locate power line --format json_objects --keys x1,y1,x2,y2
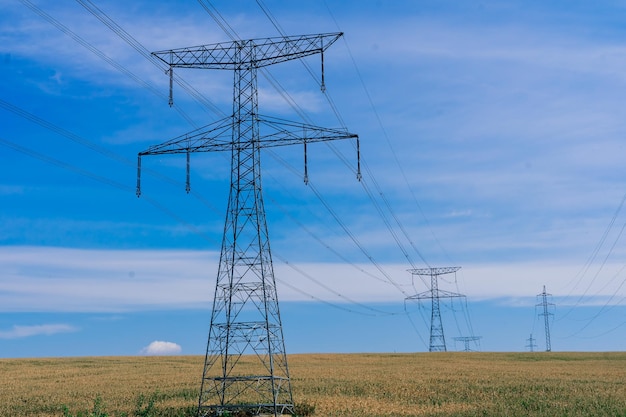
[
  {"x1": 258, "y1": 0, "x2": 479, "y2": 346},
  {"x1": 559, "y1": 220, "x2": 626, "y2": 322},
  {"x1": 564, "y1": 268, "x2": 626, "y2": 338},
  {"x1": 196, "y1": 1, "x2": 418, "y2": 297},
  {"x1": 19, "y1": 0, "x2": 198, "y2": 128},
  {"x1": 0, "y1": 136, "x2": 213, "y2": 243},
  {"x1": 255, "y1": 0, "x2": 433, "y2": 270},
  {"x1": 20, "y1": 1, "x2": 403, "y2": 320},
  {"x1": 403, "y1": 299, "x2": 430, "y2": 350},
  {"x1": 322, "y1": 0, "x2": 451, "y2": 265},
  {"x1": 560, "y1": 191, "x2": 626, "y2": 297},
  {"x1": 76, "y1": 0, "x2": 225, "y2": 118},
  {"x1": 248, "y1": 0, "x2": 434, "y2": 287},
  {"x1": 1, "y1": 93, "x2": 404, "y2": 318},
  {"x1": 0, "y1": 129, "x2": 395, "y2": 319}
]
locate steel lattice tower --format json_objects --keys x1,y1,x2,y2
[
  {"x1": 453, "y1": 336, "x2": 481, "y2": 352},
  {"x1": 136, "y1": 33, "x2": 359, "y2": 417},
  {"x1": 526, "y1": 333, "x2": 537, "y2": 352},
  {"x1": 406, "y1": 267, "x2": 464, "y2": 352},
  {"x1": 537, "y1": 285, "x2": 554, "y2": 352}
]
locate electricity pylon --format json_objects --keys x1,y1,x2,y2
[
  {"x1": 136, "y1": 33, "x2": 359, "y2": 417},
  {"x1": 453, "y1": 336, "x2": 481, "y2": 352},
  {"x1": 406, "y1": 267, "x2": 463, "y2": 352},
  {"x1": 537, "y1": 285, "x2": 554, "y2": 352},
  {"x1": 526, "y1": 333, "x2": 537, "y2": 352}
]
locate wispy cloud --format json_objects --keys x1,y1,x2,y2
[
  {"x1": 0, "y1": 185, "x2": 25, "y2": 195},
  {"x1": 0, "y1": 323, "x2": 78, "y2": 339},
  {"x1": 0, "y1": 246, "x2": 624, "y2": 313}
]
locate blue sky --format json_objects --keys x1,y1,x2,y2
[{"x1": 1, "y1": 0, "x2": 626, "y2": 357}]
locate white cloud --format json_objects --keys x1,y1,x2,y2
[
  {"x1": 0, "y1": 246, "x2": 623, "y2": 313},
  {"x1": 140, "y1": 340, "x2": 182, "y2": 356},
  {"x1": 0, "y1": 246, "x2": 216, "y2": 312},
  {"x1": 0, "y1": 323, "x2": 78, "y2": 339}
]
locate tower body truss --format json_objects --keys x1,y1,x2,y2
[
  {"x1": 406, "y1": 266, "x2": 463, "y2": 352},
  {"x1": 137, "y1": 32, "x2": 358, "y2": 417},
  {"x1": 537, "y1": 285, "x2": 554, "y2": 352}
]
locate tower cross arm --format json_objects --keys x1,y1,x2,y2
[
  {"x1": 257, "y1": 115, "x2": 358, "y2": 148},
  {"x1": 138, "y1": 117, "x2": 233, "y2": 156},
  {"x1": 137, "y1": 115, "x2": 358, "y2": 157},
  {"x1": 409, "y1": 267, "x2": 461, "y2": 276},
  {"x1": 152, "y1": 32, "x2": 343, "y2": 69},
  {"x1": 406, "y1": 289, "x2": 465, "y2": 300}
]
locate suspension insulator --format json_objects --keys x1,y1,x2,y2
[
  {"x1": 356, "y1": 137, "x2": 362, "y2": 181},
  {"x1": 320, "y1": 46, "x2": 326, "y2": 93},
  {"x1": 168, "y1": 67, "x2": 174, "y2": 107},
  {"x1": 186, "y1": 150, "x2": 191, "y2": 193},
  {"x1": 303, "y1": 140, "x2": 309, "y2": 185},
  {"x1": 136, "y1": 155, "x2": 142, "y2": 197}
]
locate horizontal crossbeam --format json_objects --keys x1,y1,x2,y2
[
  {"x1": 138, "y1": 115, "x2": 357, "y2": 156},
  {"x1": 406, "y1": 289, "x2": 465, "y2": 300},
  {"x1": 152, "y1": 33, "x2": 342, "y2": 69},
  {"x1": 409, "y1": 267, "x2": 461, "y2": 276}
]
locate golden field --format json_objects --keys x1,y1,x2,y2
[{"x1": 0, "y1": 352, "x2": 625, "y2": 416}]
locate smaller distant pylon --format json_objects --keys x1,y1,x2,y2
[
  {"x1": 526, "y1": 333, "x2": 537, "y2": 352},
  {"x1": 453, "y1": 336, "x2": 482, "y2": 352},
  {"x1": 405, "y1": 267, "x2": 464, "y2": 352},
  {"x1": 536, "y1": 285, "x2": 555, "y2": 352}
]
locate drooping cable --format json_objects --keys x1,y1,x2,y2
[
  {"x1": 197, "y1": 1, "x2": 419, "y2": 297},
  {"x1": 19, "y1": 0, "x2": 198, "y2": 128},
  {"x1": 76, "y1": 0, "x2": 225, "y2": 118}
]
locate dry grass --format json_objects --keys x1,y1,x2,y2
[{"x1": 0, "y1": 352, "x2": 625, "y2": 416}]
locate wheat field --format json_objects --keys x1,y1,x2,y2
[{"x1": 0, "y1": 352, "x2": 624, "y2": 416}]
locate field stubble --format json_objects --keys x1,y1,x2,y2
[{"x1": 0, "y1": 352, "x2": 624, "y2": 416}]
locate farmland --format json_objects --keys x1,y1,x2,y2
[{"x1": 0, "y1": 352, "x2": 624, "y2": 416}]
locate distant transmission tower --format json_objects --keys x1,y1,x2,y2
[
  {"x1": 137, "y1": 33, "x2": 359, "y2": 417},
  {"x1": 406, "y1": 267, "x2": 464, "y2": 352},
  {"x1": 536, "y1": 285, "x2": 554, "y2": 352},
  {"x1": 453, "y1": 336, "x2": 481, "y2": 352},
  {"x1": 526, "y1": 333, "x2": 537, "y2": 352}
]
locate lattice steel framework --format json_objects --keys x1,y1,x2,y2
[
  {"x1": 537, "y1": 285, "x2": 554, "y2": 352},
  {"x1": 453, "y1": 336, "x2": 481, "y2": 352},
  {"x1": 136, "y1": 33, "x2": 359, "y2": 417},
  {"x1": 406, "y1": 267, "x2": 463, "y2": 352},
  {"x1": 526, "y1": 333, "x2": 537, "y2": 352}
]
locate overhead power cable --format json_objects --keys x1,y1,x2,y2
[
  {"x1": 196, "y1": 1, "x2": 418, "y2": 296},
  {"x1": 11, "y1": 2, "x2": 422, "y2": 320},
  {"x1": 0, "y1": 129, "x2": 395, "y2": 317},
  {"x1": 19, "y1": 0, "x2": 197, "y2": 127},
  {"x1": 66, "y1": 0, "x2": 393, "y2": 315},
  {"x1": 63, "y1": 0, "x2": 421, "y2": 315},
  {"x1": 75, "y1": 0, "x2": 225, "y2": 118},
  {"x1": 0, "y1": 97, "x2": 217, "y2": 211},
  {"x1": 403, "y1": 299, "x2": 429, "y2": 350},
  {"x1": 322, "y1": 0, "x2": 449, "y2": 266},
  {"x1": 252, "y1": 0, "x2": 432, "y2": 270},
  {"x1": 0, "y1": 136, "x2": 212, "y2": 242},
  {"x1": 559, "y1": 192, "x2": 626, "y2": 321},
  {"x1": 265, "y1": 192, "x2": 397, "y2": 287}
]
